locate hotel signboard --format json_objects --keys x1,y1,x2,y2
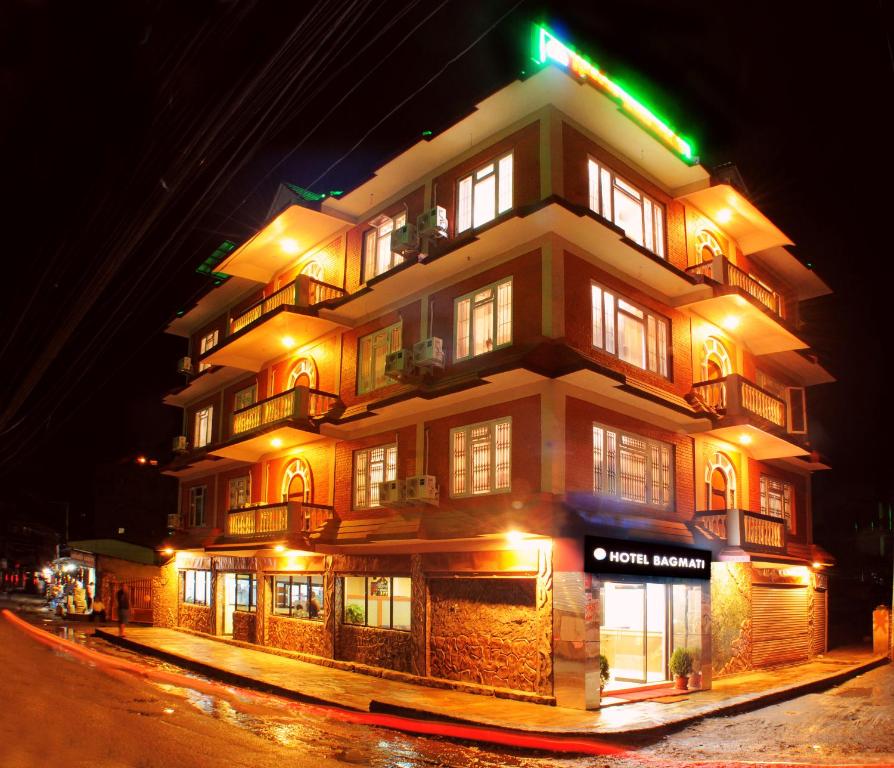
[{"x1": 584, "y1": 536, "x2": 711, "y2": 580}]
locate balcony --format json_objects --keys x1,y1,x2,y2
[
  {"x1": 201, "y1": 275, "x2": 348, "y2": 371},
  {"x1": 681, "y1": 257, "x2": 805, "y2": 355},
  {"x1": 689, "y1": 374, "x2": 807, "y2": 459},
  {"x1": 209, "y1": 385, "x2": 342, "y2": 462},
  {"x1": 694, "y1": 508, "x2": 786, "y2": 555},
  {"x1": 226, "y1": 501, "x2": 334, "y2": 538}
]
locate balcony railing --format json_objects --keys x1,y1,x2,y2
[
  {"x1": 230, "y1": 275, "x2": 345, "y2": 335},
  {"x1": 694, "y1": 508, "x2": 786, "y2": 553},
  {"x1": 226, "y1": 501, "x2": 334, "y2": 536},
  {"x1": 690, "y1": 374, "x2": 786, "y2": 429},
  {"x1": 687, "y1": 257, "x2": 785, "y2": 319},
  {"x1": 232, "y1": 386, "x2": 340, "y2": 436}
]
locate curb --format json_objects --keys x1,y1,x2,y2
[{"x1": 93, "y1": 629, "x2": 889, "y2": 740}]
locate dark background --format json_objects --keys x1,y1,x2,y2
[{"x1": 2, "y1": 0, "x2": 892, "y2": 618}]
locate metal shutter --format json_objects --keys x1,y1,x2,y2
[
  {"x1": 752, "y1": 585, "x2": 809, "y2": 668},
  {"x1": 811, "y1": 590, "x2": 828, "y2": 656}
]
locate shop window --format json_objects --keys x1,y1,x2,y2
[
  {"x1": 363, "y1": 213, "x2": 407, "y2": 283},
  {"x1": 188, "y1": 486, "x2": 207, "y2": 527},
  {"x1": 450, "y1": 416, "x2": 511, "y2": 497},
  {"x1": 183, "y1": 569, "x2": 211, "y2": 605},
  {"x1": 353, "y1": 444, "x2": 397, "y2": 509},
  {"x1": 358, "y1": 322, "x2": 402, "y2": 394},
  {"x1": 272, "y1": 574, "x2": 323, "y2": 620},
  {"x1": 454, "y1": 278, "x2": 512, "y2": 361},
  {"x1": 342, "y1": 575, "x2": 411, "y2": 631},
  {"x1": 227, "y1": 476, "x2": 250, "y2": 510},
  {"x1": 194, "y1": 406, "x2": 213, "y2": 448},
  {"x1": 588, "y1": 158, "x2": 665, "y2": 257},
  {"x1": 234, "y1": 573, "x2": 256, "y2": 612},
  {"x1": 593, "y1": 424, "x2": 673, "y2": 508},
  {"x1": 592, "y1": 283, "x2": 669, "y2": 377},
  {"x1": 198, "y1": 330, "x2": 219, "y2": 372},
  {"x1": 457, "y1": 153, "x2": 513, "y2": 233},
  {"x1": 760, "y1": 476, "x2": 795, "y2": 533}
]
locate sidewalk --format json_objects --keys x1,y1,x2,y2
[{"x1": 95, "y1": 627, "x2": 888, "y2": 738}]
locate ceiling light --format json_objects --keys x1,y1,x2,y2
[
  {"x1": 506, "y1": 530, "x2": 525, "y2": 546},
  {"x1": 739, "y1": 434, "x2": 752, "y2": 445},
  {"x1": 716, "y1": 208, "x2": 733, "y2": 224},
  {"x1": 280, "y1": 237, "x2": 300, "y2": 255},
  {"x1": 722, "y1": 315, "x2": 741, "y2": 331},
  {"x1": 281, "y1": 336, "x2": 296, "y2": 349},
  {"x1": 271, "y1": 437, "x2": 283, "y2": 448},
  {"x1": 274, "y1": 545, "x2": 285, "y2": 553},
  {"x1": 163, "y1": 548, "x2": 174, "y2": 556}
]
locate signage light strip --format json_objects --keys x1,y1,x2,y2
[{"x1": 533, "y1": 25, "x2": 697, "y2": 165}]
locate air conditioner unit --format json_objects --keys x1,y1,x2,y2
[
  {"x1": 177, "y1": 356, "x2": 194, "y2": 375},
  {"x1": 377, "y1": 480, "x2": 407, "y2": 507},
  {"x1": 172, "y1": 435, "x2": 189, "y2": 453},
  {"x1": 412, "y1": 337, "x2": 444, "y2": 369},
  {"x1": 385, "y1": 348, "x2": 414, "y2": 379},
  {"x1": 417, "y1": 206, "x2": 448, "y2": 239},
  {"x1": 405, "y1": 475, "x2": 439, "y2": 505},
  {"x1": 391, "y1": 222, "x2": 419, "y2": 256}
]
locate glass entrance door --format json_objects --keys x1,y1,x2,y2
[{"x1": 601, "y1": 581, "x2": 668, "y2": 684}]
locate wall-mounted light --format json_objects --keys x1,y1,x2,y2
[
  {"x1": 716, "y1": 208, "x2": 733, "y2": 225},
  {"x1": 271, "y1": 437, "x2": 283, "y2": 448},
  {"x1": 280, "y1": 237, "x2": 300, "y2": 255},
  {"x1": 722, "y1": 315, "x2": 741, "y2": 331},
  {"x1": 738, "y1": 434, "x2": 752, "y2": 446}
]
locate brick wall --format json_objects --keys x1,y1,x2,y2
[
  {"x1": 275, "y1": 233, "x2": 346, "y2": 291},
  {"x1": 181, "y1": 475, "x2": 218, "y2": 530},
  {"x1": 746, "y1": 459, "x2": 808, "y2": 543},
  {"x1": 565, "y1": 396, "x2": 695, "y2": 518},
  {"x1": 264, "y1": 442, "x2": 333, "y2": 507}
]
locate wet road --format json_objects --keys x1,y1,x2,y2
[{"x1": 3, "y1": 600, "x2": 894, "y2": 767}]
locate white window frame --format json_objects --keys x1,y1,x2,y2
[
  {"x1": 454, "y1": 277, "x2": 512, "y2": 361},
  {"x1": 198, "y1": 330, "x2": 219, "y2": 372},
  {"x1": 450, "y1": 416, "x2": 512, "y2": 497},
  {"x1": 353, "y1": 444, "x2": 398, "y2": 510},
  {"x1": 591, "y1": 282, "x2": 669, "y2": 377},
  {"x1": 593, "y1": 423, "x2": 673, "y2": 508},
  {"x1": 227, "y1": 475, "x2": 250, "y2": 510},
  {"x1": 357, "y1": 321, "x2": 402, "y2": 394},
  {"x1": 587, "y1": 157, "x2": 665, "y2": 257},
  {"x1": 363, "y1": 212, "x2": 407, "y2": 284},
  {"x1": 760, "y1": 476, "x2": 795, "y2": 533},
  {"x1": 183, "y1": 569, "x2": 211, "y2": 605},
  {"x1": 194, "y1": 406, "x2": 213, "y2": 448},
  {"x1": 234, "y1": 384, "x2": 257, "y2": 412},
  {"x1": 188, "y1": 486, "x2": 207, "y2": 527},
  {"x1": 456, "y1": 152, "x2": 513, "y2": 233}
]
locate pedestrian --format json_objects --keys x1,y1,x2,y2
[
  {"x1": 91, "y1": 595, "x2": 106, "y2": 623},
  {"x1": 116, "y1": 585, "x2": 131, "y2": 637},
  {"x1": 86, "y1": 582, "x2": 95, "y2": 612},
  {"x1": 307, "y1": 593, "x2": 320, "y2": 619}
]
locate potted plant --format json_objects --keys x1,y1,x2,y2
[
  {"x1": 344, "y1": 604, "x2": 364, "y2": 625},
  {"x1": 599, "y1": 654, "x2": 610, "y2": 692},
  {"x1": 669, "y1": 647, "x2": 693, "y2": 690}
]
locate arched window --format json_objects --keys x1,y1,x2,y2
[
  {"x1": 704, "y1": 452, "x2": 736, "y2": 510},
  {"x1": 695, "y1": 230, "x2": 724, "y2": 264},
  {"x1": 300, "y1": 261, "x2": 324, "y2": 281},
  {"x1": 287, "y1": 357, "x2": 317, "y2": 390},
  {"x1": 701, "y1": 336, "x2": 732, "y2": 381},
  {"x1": 282, "y1": 458, "x2": 313, "y2": 503}
]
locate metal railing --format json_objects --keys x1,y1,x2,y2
[
  {"x1": 231, "y1": 386, "x2": 339, "y2": 436},
  {"x1": 687, "y1": 256, "x2": 785, "y2": 319},
  {"x1": 230, "y1": 275, "x2": 344, "y2": 335},
  {"x1": 694, "y1": 508, "x2": 786, "y2": 552},
  {"x1": 226, "y1": 501, "x2": 334, "y2": 536},
  {"x1": 691, "y1": 374, "x2": 786, "y2": 429}
]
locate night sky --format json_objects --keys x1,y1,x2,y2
[{"x1": 2, "y1": 0, "x2": 892, "y2": 550}]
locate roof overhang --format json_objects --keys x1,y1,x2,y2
[
  {"x1": 165, "y1": 277, "x2": 258, "y2": 337},
  {"x1": 676, "y1": 184, "x2": 793, "y2": 255},
  {"x1": 163, "y1": 366, "x2": 254, "y2": 407},
  {"x1": 761, "y1": 349, "x2": 835, "y2": 386},
  {"x1": 209, "y1": 427, "x2": 328, "y2": 463},
  {"x1": 217, "y1": 205, "x2": 352, "y2": 283},
  {"x1": 749, "y1": 245, "x2": 831, "y2": 300},
  {"x1": 324, "y1": 67, "x2": 708, "y2": 221},
  {"x1": 694, "y1": 423, "x2": 807, "y2": 460}
]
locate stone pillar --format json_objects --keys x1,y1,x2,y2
[
  {"x1": 410, "y1": 553, "x2": 427, "y2": 677},
  {"x1": 710, "y1": 560, "x2": 753, "y2": 675},
  {"x1": 326, "y1": 556, "x2": 340, "y2": 660},
  {"x1": 700, "y1": 579, "x2": 713, "y2": 689},
  {"x1": 535, "y1": 541, "x2": 554, "y2": 696},
  {"x1": 151, "y1": 561, "x2": 179, "y2": 628},
  {"x1": 552, "y1": 537, "x2": 600, "y2": 709},
  {"x1": 255, "y1": 566, "x2": 268, "y2": 646}
]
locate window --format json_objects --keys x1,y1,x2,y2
[
  {"x1": 591, "y1": 283, "x2": 669, "y2": 377},
  {"x1": 451, "y1": 417, "x2": 511, "y2": 497},
  {"x1": 234, "y1": 573, "x2": 256, "y2": 612},
  {"x1": 588, "y1": 158, "x2": 665, "y2": 257},
  {"x1": 760, "y1": 476, "x2": 795, "y2": 533},
  {"x1": 194, "y1": 406, "x2": 213, "y2": 448},
  {"x1": 358, "y1": 322, "x2": 402, "y2": 394},
  {"x1": 272, "y1": 574, "x2": 323, "y2": 620},
  {"x1": 343, "y1": 575, "x2": 411, "y2": 631},
  {"x1": 454, "y1": 278, "x2": 512, "y2": 361},
  {"x1": 234, "y1": 384, "x2": 256, "y2": 412},
  {"x1": 188, "y1": 486, "x2": 207, "y2": 527},
  {"x1": 756, "y1": 370, "x2": 786, "y2": 399},
  {"x1": 198, "y1": 330, "x2": 219, "y2": 372},
  {"x1": 457, "y1": 153, "x2": 513, "y2": 233},
  {"x1": 227, "y1": 476, "x2": 250, "y2": 510},
  {"x1": 593, "y1": 424, "x2": 673, "y2": 508},
  {"x1": 183, "y1": 569, "x2": 211, "y2": 605},
  {"x1": 363, "y1": 212, "x2": 407, "y2": 283},
  {"x1": 353, "y1": 444, "x2": 397, "y2": 509}
]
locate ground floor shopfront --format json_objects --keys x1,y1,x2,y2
[{"x1": 151, "y1": 536, "x2": 828, "y2": 709}]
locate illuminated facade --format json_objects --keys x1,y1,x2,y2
[{"x1": 157, "y1": 28, "x2": 833, "y2": 708}]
